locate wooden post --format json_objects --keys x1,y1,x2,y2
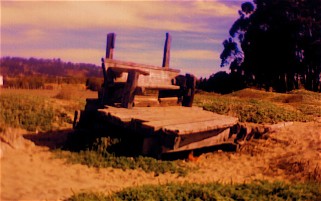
[
  {"x1": 182, "y1": 73, "x2": 196, "y2": 107},
  {"x1": 121, "y1": 70, "x2": 139, "y2": 109},
  {"x1": 162, "y1": 32, "x2": 171, "y2": 69},
  {"x1": 106, "y1": 33, "x2": 116, "y2": 59},
  {"x1": 101, "y1": 58, "x2": 108, "y2": 82}
]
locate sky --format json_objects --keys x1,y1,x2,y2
[{"x1": 1, "y1": 0, "x2": 244, "y2": 78}]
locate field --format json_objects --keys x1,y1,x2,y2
[{"x1": 1, "y1": 86, "x2": 320, "y2": 200}]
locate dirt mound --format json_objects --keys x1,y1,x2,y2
[
  {"x1": 239, "y1": 121, "x2": 321, "y2": 182},
  {"x1": 0, "y1": 127, "x2": 35, "y2": 158}
]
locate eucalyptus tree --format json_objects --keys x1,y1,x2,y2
[{"x1": 221, "y1": 0, "x2": 321, "y2": 92}]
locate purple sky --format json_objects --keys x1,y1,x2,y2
[{"x1": 1, "y1": 1, "x2": 244, "y2": 78}]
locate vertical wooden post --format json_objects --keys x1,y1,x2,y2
[
  {"x1": 162, "y1": 32, "x2": 171, "y2": 69},
  {"x1": 106, "y1": 33, "x2": 116, "y2": 59},
  {"x1": 121, "y1": 70, "x2": 139, "y2": 109},
  {"x1": 182, "y1": 73, "x2": 196, "y2": 107}
]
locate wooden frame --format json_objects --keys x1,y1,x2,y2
[{"x1": 100, "y1": 33, "x2": 196, "y2": 109}]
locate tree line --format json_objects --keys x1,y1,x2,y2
[
  {"x1": 0, "y1": 57, "x2": 102, "y2": 77},
  {"x1": 200, "y1": 0, "x2": 320, "y2": 93},
  {"x1": 0, "y1": 57, "x2": 103, "y2": 90}
]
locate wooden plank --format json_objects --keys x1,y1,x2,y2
[
  {"x1": 165, "y1": 128, "x2": 231, "y2": 152},
  {"x1": 98, "y1": 106, "x2": 237, "y2": 135},
  {"x1": 109, "y1": 66, "x2": 150, "y2": 76},
  {"x1": 158, "y1": 97, "x2": 178, "y2": 106},
  {"x1": 107, "y1": 60, "x2": 180, "y2": 89},
  {"x1": 134, "y1": 96, "x2": 160, "y2": 107},
  {"x1": 162, "y1": 33, "x2": 171, "y2": 69},
  {"x1": 141, "y1": 84, "x2": 179, "y2": 90},
  {"x1": 105, "y1": 59, "x2": 180, "y2": 73},
  {"x1": 163, "y1": 117, "x2": 238, "y2": 135},
  {"x1": 141, "y1": 114, "x2": 229, "y2": 131},
  {"x1": 121, "y1": 70, "x2": 139, "y2": 108},
  {"x1": 98, "y1": 106, "x2": 203, "y2": 123}
]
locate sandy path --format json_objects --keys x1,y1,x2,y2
[{"x1": 1, "y1": 122, "x2": 320, "y2": 200}]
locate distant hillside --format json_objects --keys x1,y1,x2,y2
[{"x1": 0, "y1": 57, "x2": 102, "y2": 78}]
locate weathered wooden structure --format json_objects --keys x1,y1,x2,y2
[
  {"x1": 96, "y1": 106, "x2": 238, "y2": 156},
  {"x1": 99, "y1": 33, "x2": 196, "y2": 109},
  {"x1": 74, "y1": 33, "x2": 238, "y2": 157}
]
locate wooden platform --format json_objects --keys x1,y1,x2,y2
[{"x1": 97, "y1": 106, "x2": 238, "y2": 155}]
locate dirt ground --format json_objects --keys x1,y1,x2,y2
[{"x1": 1, "y1": 121, "x2": 321, "y2": 201}]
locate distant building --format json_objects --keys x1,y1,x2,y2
[{"x1": 0, "y1": 75, "x2": 3, "y2": 86}]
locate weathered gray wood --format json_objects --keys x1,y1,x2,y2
[
  {"x1": 97, "y1": 106, "x2": 238, "y2": 154},
  {"x1": 106, "y1": 33, "x2": 116, "y2": 59},
  {"x1": 99, "y1": 106, "x2": 238, "y2": 134},
  {"x1": 162, "y1": 32, "x2": 171, "y2": 69},
  {"x1": 158, "y1": 97, "x2": 178, "y2": 106},
  {"x1": 105, "y1": 59, "x2": 180, "y2": 90},
  {"x1": 142, "y1": 115, "x2": 230, "y2": 131},
  {"x1": 101, "y1": 33, "x2": 197, "y2": 108},
  {"x1": 121, "y1": 70, "x2": 139, "y2": 108},
  {"x1": 163, "y1": 118, "x2": 238, "y2": 135},
  {"x1": 109, "y1": 66, "x2": 150, "y2": 76},
  {"x1": 165, "y1": 128, "x2": 231, "y2": 152},
  {"x1": 105, "y1": 59, "x2": 180, "y2": 72}
]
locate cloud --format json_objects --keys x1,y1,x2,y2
[
  {"x1": 173, "y1": 49, "x2": 220, "y2": 60},
  {"x1": 1, "y1": 1, "x2": 238, "y2": 33},
  {"x1": 1, "y1": 1, "x2": 238, "y2": 78},
  {"x1": 193, "y1": 0, "x2": 239, "y2": 17}
]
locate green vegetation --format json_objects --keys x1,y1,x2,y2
[
  {"x1": 194, "y1": 89, "x2": 320, "y2": 124},
  {"x1": 68, "y1": 181, "x2": 321, "y2": 201},
  {"x1": 0, "y1": 88, "x2": 92, "y2": 132},
  {"x1": 56, "y1": 135, "x2": 190, "y2": 176},
  {"x1": 0, "y1": 94, "x2": 55, "y2": 131},
  {"x1": 57, "y1": 150, "x2": 188, "y2": 176}
]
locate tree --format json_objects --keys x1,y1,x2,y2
[{"x1": 221, "y1": 0, "x2": 321, "y2": 92}]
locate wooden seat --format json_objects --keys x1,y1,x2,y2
[{"x1": 99, "y1": 33, "x2": 196, "y2": 109}]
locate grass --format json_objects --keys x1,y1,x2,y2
[
  {"x1": 68, "y1": 181, "x2": 321, "y2": 201},
  {"x1": 0, "y1": 93, "x2": 55, "y2": 131},
  {"x1": 55, "y1": 134, "x2": 190, "y2": 176},
  {"x1": 2, "y1": 87, "x2": 321, "y2": 195},
  {"x1": 56, "y1": 150, "x2": 189, "y2": 176},
  {"x1": 194, "y1": 89, "x2": 320, "y2": 124},
  {"x1": 0, "y1": 87, "x2": 96, "y2": 132}
]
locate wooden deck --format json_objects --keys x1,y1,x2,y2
[{"x1": 97, "y1": 106, "x2": 238, "y2": 155}]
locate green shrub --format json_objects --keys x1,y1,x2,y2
[{"x1": 68, "y1": 181, "x2": 321, "y2": 201}]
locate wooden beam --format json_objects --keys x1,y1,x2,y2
[
  {"x1": 165, "y1": 128, "x2": 231, "y2": 152},
  {"x1": 106, "y1": 33, "x2": 116, "y2": 59},
  {"x1": 121, "y1": 70, "x2": 140, "y2": 109},
  {"x1": 162, "y1": 33, "x2": 171, "y2": 69},
  {"x1": 182, "y1": 73, "x2": 196, "y2": 107},
  {"x1": 105, "y1": 59, "x2": 180, "y2": 73},
  {"x1": 109, "y1": 66, "x2": 150, "y2": 76}
]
